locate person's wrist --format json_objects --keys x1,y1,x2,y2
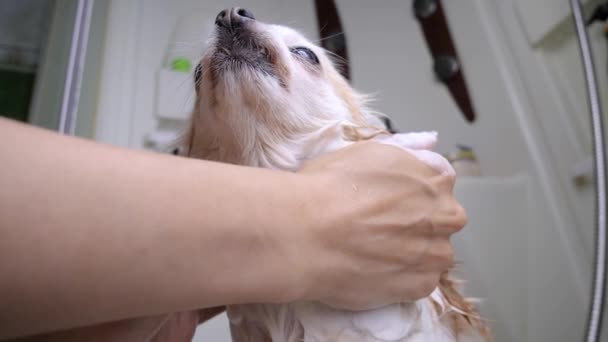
[
  {"x1": 284, "y1": 170, "x2": 341, "y2": 304},
  {"x1": 264, "y1": 171, "x2": 328, "y2": 304}
]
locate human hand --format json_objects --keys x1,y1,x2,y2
[{"x1": 291, "y1": 134, "x2": 466, "y2": 310}]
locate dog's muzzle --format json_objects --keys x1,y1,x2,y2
[{"x1": 211, "y1": 7, "x2": 272, "y2": 72}]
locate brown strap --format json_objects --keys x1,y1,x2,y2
[
  {"x1": 314, "y1": 0, "x2": 350, "y2": 81},
  {"x1": 414, "y1": 0, "x2": 476, "y2": 123}
]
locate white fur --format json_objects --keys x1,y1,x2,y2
[
  {"x1": 226, "y1": 288, "x2": 469, "y2": 341},
  {"x1": 187, "y1": 17, "x2": 486, "y2": 342}
]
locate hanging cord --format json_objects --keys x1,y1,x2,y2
[{"x1": 571, "y1": 1, "x2": 607, "y2": 341}]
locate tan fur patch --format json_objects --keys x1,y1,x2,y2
[
  {"x1": 327, "y1": 70, "x2": 367, "y2": 126},
  {"x1": 437, "y1": 273, "x2": 492, "y2": 341},
  {"x1": 326, "y1": 71, "x2": 387, "y2": 141},
  {"x1": 266, "y1": 45, "x2": 290, "y2": 89}
]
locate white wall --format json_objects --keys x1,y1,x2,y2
[
  {"x1": 27, "y1": 0, "x2": 109, "y2": 136},
  {"x1": 494, "y1": 0, "x2": 608, "y2": 336},
  {"x1": 337, "y1": 1, "x2": 590, "y2": 341},
  {"x1": 94, "y1": 0, "x2": 318, "y2": 150},
  {"x1": 90, "y1": 0, "x2": 603, "y2": 341},
  {"x1": 28, "y1": 0, "x2": 75, "y2": 130}
]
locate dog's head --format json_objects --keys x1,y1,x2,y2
[{"x1": 183, "y1": 7, "x2": 385, "y2": 169}]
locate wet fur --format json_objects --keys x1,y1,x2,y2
[{"x1": 179, "y1": 14, "x2": 490, "y2": 342}]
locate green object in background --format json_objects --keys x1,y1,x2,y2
[
  {"x1": 171, "y1": 57, "x2": 192, "y2": 73},
  {"x1": 0, "y1": 70, "x2": 36, "y2": 123}
]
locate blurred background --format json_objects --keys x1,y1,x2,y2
[{"x1": 2, "y1": 0, "x2": 608, "y2": 341}]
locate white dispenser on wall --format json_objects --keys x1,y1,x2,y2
[{"x1": 146, "y1": 11, "x2": 213, "y2": 151}]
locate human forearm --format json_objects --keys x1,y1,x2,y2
[
  {"x1": 0, "y1": 118, "x2": 308, "y2": 338},
  {"x1": 0, "y1": 118, "x2": 467, "y2": 339}
]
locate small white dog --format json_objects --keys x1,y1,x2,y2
[{"x1": 180, "y1": 7, "x2": 490, "y2": 342}]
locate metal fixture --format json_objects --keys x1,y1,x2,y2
[
  {"x1": 570, "y1": 1, "x2": 607, "y2": 341},
  {"x1": 58, "y1": 0, "x2": 94, "y2": 135}
]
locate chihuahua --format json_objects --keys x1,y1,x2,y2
[{"x1": 179, "y1": 7, "x2": 490, "y2": 342}]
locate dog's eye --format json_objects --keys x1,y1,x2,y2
[
  {"x1": 194, "y1": 63, "x2": 202, "y2": 85},
  {"x1": 290, "y1": 47, "x2": 319, "y2": 65}
]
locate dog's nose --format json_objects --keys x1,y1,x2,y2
[{"x1": 215, "y1": 7, "x2": 255, "y2": 28}]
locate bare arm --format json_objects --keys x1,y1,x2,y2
[
  {"x1": 0, "y1": 118, "x2": 466, "y2": 339},
  {"x1": 0, "y1": 118, "x2": 310, "y2": 338}
]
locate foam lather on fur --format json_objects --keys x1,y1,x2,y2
[{"x1": 181, "y1": 9, "x2": 491, "y2": 342}]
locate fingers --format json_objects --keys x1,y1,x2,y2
[
  {"x1": 402, "y1": 235, "x2": 455, "y2": 272},
  {"x1": 387, "y1": 272, "x2": 441, "y2": 303},
  {"x1": 433, "y1": 175, "x2": 468, "y2": 233},
  {"x1": 435, "y1": 200, "x2": 468, "y2": 233},
  {"x1": 407, "y1": 273, "x2": 441, "y2": 300},
  {"x1": 321, "y1": 269, "x2": 449, "y2": 310},
  {"x1": 421, "y1": 239, "x2": 455, "y2": 271}
]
